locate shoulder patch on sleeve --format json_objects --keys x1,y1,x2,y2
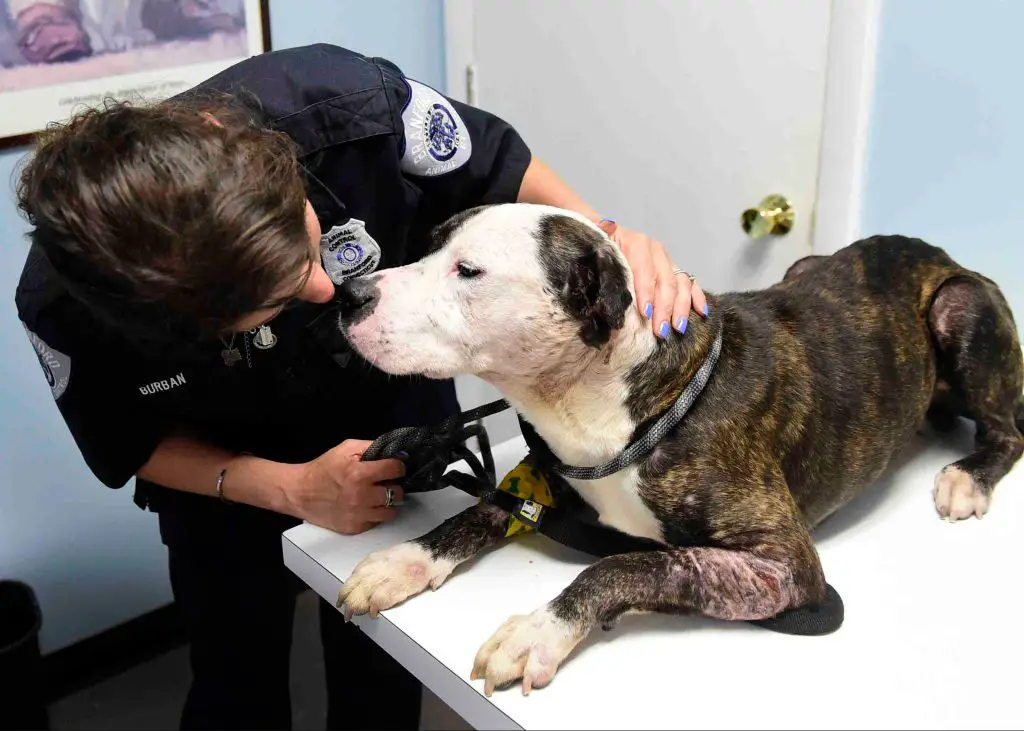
[
  {"x1": 400, "y1": 78, "x2": 472, "y2": 177},
  {"x1": 22, "y1": 323, "x2": 71, "y2": 400}
]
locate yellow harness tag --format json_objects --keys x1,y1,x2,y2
[{"x1": 493, "y1": 461, "x2": 557, "y2": 537}]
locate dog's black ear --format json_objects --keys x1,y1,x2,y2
[
  {"x1": 565, "y1": 246, "x2": 633, "y2": 348},
  {"x1": 537, "y1": 214, "x2": 633, "y2": 348}
]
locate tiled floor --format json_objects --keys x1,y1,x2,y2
[{"x1": 47, "y1": 590, "x2": 469, "y2": 730}]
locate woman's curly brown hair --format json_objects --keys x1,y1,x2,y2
[{"x1": 16, "y1": 93, "x2": 314, "y2": 337}]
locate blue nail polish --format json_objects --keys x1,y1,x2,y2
[
  {"x1": 659, "y1": 321, "x2": 670, "y2": 339},
  {"x1": 676, "y1": 317, "x2": 688, "y2": 334},
  {"x1": 703, "y1": 303, "x2": 710, "y2": 317},
  {"x1": 600, "y1": 218, "x2": 616, "y2": 224},
  {"x1": 644, "y1": 303, "x2": 653, "y2": 319}
]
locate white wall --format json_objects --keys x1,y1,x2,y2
[{"x1": 0, "y1": 0, "x2": 445, "y2": 654}]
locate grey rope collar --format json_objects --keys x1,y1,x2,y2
[{"x1": 546, "y1": 329, "x2": 724, "y2": 481}]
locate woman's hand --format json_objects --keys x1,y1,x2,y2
[
  {"x1": 289, "y1": 440, "x2": 406, "y2": 535},
  {"x1": 595, "y1": 219, "x2": 708, "y2": 339}
]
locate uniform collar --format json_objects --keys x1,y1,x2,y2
[{"x1": 301, "y1": 163, "x2": 349, "y2": 228}]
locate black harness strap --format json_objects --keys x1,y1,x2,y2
[
  {"x1": 486, "y1": 488, "x2": 668, "y2": 557},
  {"x1": 361, "y1": 398, "x2": 844, "y2": 636}
]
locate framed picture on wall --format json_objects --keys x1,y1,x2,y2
[{"x1": 0, "y1": 0, "x2": 271, "y2": 149}]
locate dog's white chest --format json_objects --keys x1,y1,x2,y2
[{"x1": 567, "y1": 467, "x2": 665, "y2": 543}]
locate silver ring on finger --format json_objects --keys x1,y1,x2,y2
[
  {"x1": 673, "y1": 267, "x2": 696, "y2": 284},
  {"x1": 383, "y1": 486, "x2": 395, "y2": 508}
]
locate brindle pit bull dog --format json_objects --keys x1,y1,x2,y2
[{"x1": 334, "y1": 203, "x2": 1024, "y2": 696}]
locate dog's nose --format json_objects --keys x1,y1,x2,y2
[{"x1": 336, "y1": 277, "x2": 379, "y2": 318}]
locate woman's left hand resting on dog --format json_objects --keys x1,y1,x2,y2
[{"x1": 517, "y1": 157, "x2": 709, "y2": 339}]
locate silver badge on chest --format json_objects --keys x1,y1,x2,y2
[{"x1": 320, "y1": 218, "x2": 382, "y2": 285}]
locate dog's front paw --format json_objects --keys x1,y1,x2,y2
[
  {"x1": 933, "y1": 466, "x2": 989, "y2": 521},
  {"x1": 471, "y1": 608, "x2": 582, "y2": 697},
  {"x1": 336, "y1": 542, "x2": 455, "y2": 619}
]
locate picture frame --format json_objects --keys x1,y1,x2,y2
[{"x1": 0, "y1": 0, "x2": 271, "y2": 150}]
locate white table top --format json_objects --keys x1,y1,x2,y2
[{"x1": 282, "y1": 425, "x2": 1024, "y2": 730}]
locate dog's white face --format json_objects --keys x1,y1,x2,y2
[{"x1": 339, "y1": 203, "x2": 634, "y2": 383}]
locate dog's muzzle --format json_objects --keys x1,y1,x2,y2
[{"x1": 336, "y1": 277, "x2": 380, "y2": 325}]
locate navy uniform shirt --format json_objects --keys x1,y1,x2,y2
[{"x1": 13, "y1": 43, "x2": 532, "y2": 511}]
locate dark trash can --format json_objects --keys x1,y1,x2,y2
[{"x1": 0, "y1": 580, "x2": 49, "y2": 730}]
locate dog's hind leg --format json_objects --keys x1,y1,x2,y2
[{"x1": 928, "y1": 275, "x2": 1024, "y2": 521}]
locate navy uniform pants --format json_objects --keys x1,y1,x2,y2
[{"x1": 158, "y1": 499, "x2": 422, "y2": 730}]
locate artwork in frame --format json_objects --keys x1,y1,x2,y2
[{"x1": 0, "y1": 0, "x2": 271, "y2": 149}]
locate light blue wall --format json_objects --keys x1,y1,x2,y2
[
  {"x1": 269, "y1": 0, "x2": 445, "y2": 89},
  {"x1": 0, "y1": 0, "x2": 444, "y2": 654},
  {"x1": 861, "y1": 0, "x2": 1023, "y2": 331}
]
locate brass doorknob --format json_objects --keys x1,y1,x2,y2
[{"x1": 741, "y1": 194, "x2": 794, "y2": 239}]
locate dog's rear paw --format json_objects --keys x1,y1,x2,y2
[
  {"x1": 933, "y1": 466, "x2": 989, "y2": 521},
  {"x1": 336, "y1": 542, "x2": 455, "y2": 619},
  {"x1": 471, "y1": 608, "x2": 581, "y2": 697}
]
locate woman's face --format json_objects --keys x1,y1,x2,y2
[{"x1": 230, "y1": 200, "x2": 335, "y2": 332}]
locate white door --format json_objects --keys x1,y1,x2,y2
[{"x1": 445, "y1": 0, "x2": 875, "y2": 440}]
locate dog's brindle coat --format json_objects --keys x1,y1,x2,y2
[{"x1": 336, "y1": 204, "x2": 1024, "y2": 696}]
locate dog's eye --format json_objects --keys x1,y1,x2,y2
[{"x1": 456, "y1": 262, "x2": 483, "y2": 279}]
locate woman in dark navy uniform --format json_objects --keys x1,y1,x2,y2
[{"x1": 14, "y1": 43, "x2": 706, "y2": 730}]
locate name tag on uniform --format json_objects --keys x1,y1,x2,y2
[{"x1": 320, "y1": 218, "x2": 382, "y2": 285}]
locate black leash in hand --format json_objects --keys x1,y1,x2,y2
[{"x1": 360, "y1": 397, "x2": 510, "y2": 496}]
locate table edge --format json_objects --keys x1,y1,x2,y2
[{"x1": 281, "y1": 530, "x2": 522, "y2": 731}]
